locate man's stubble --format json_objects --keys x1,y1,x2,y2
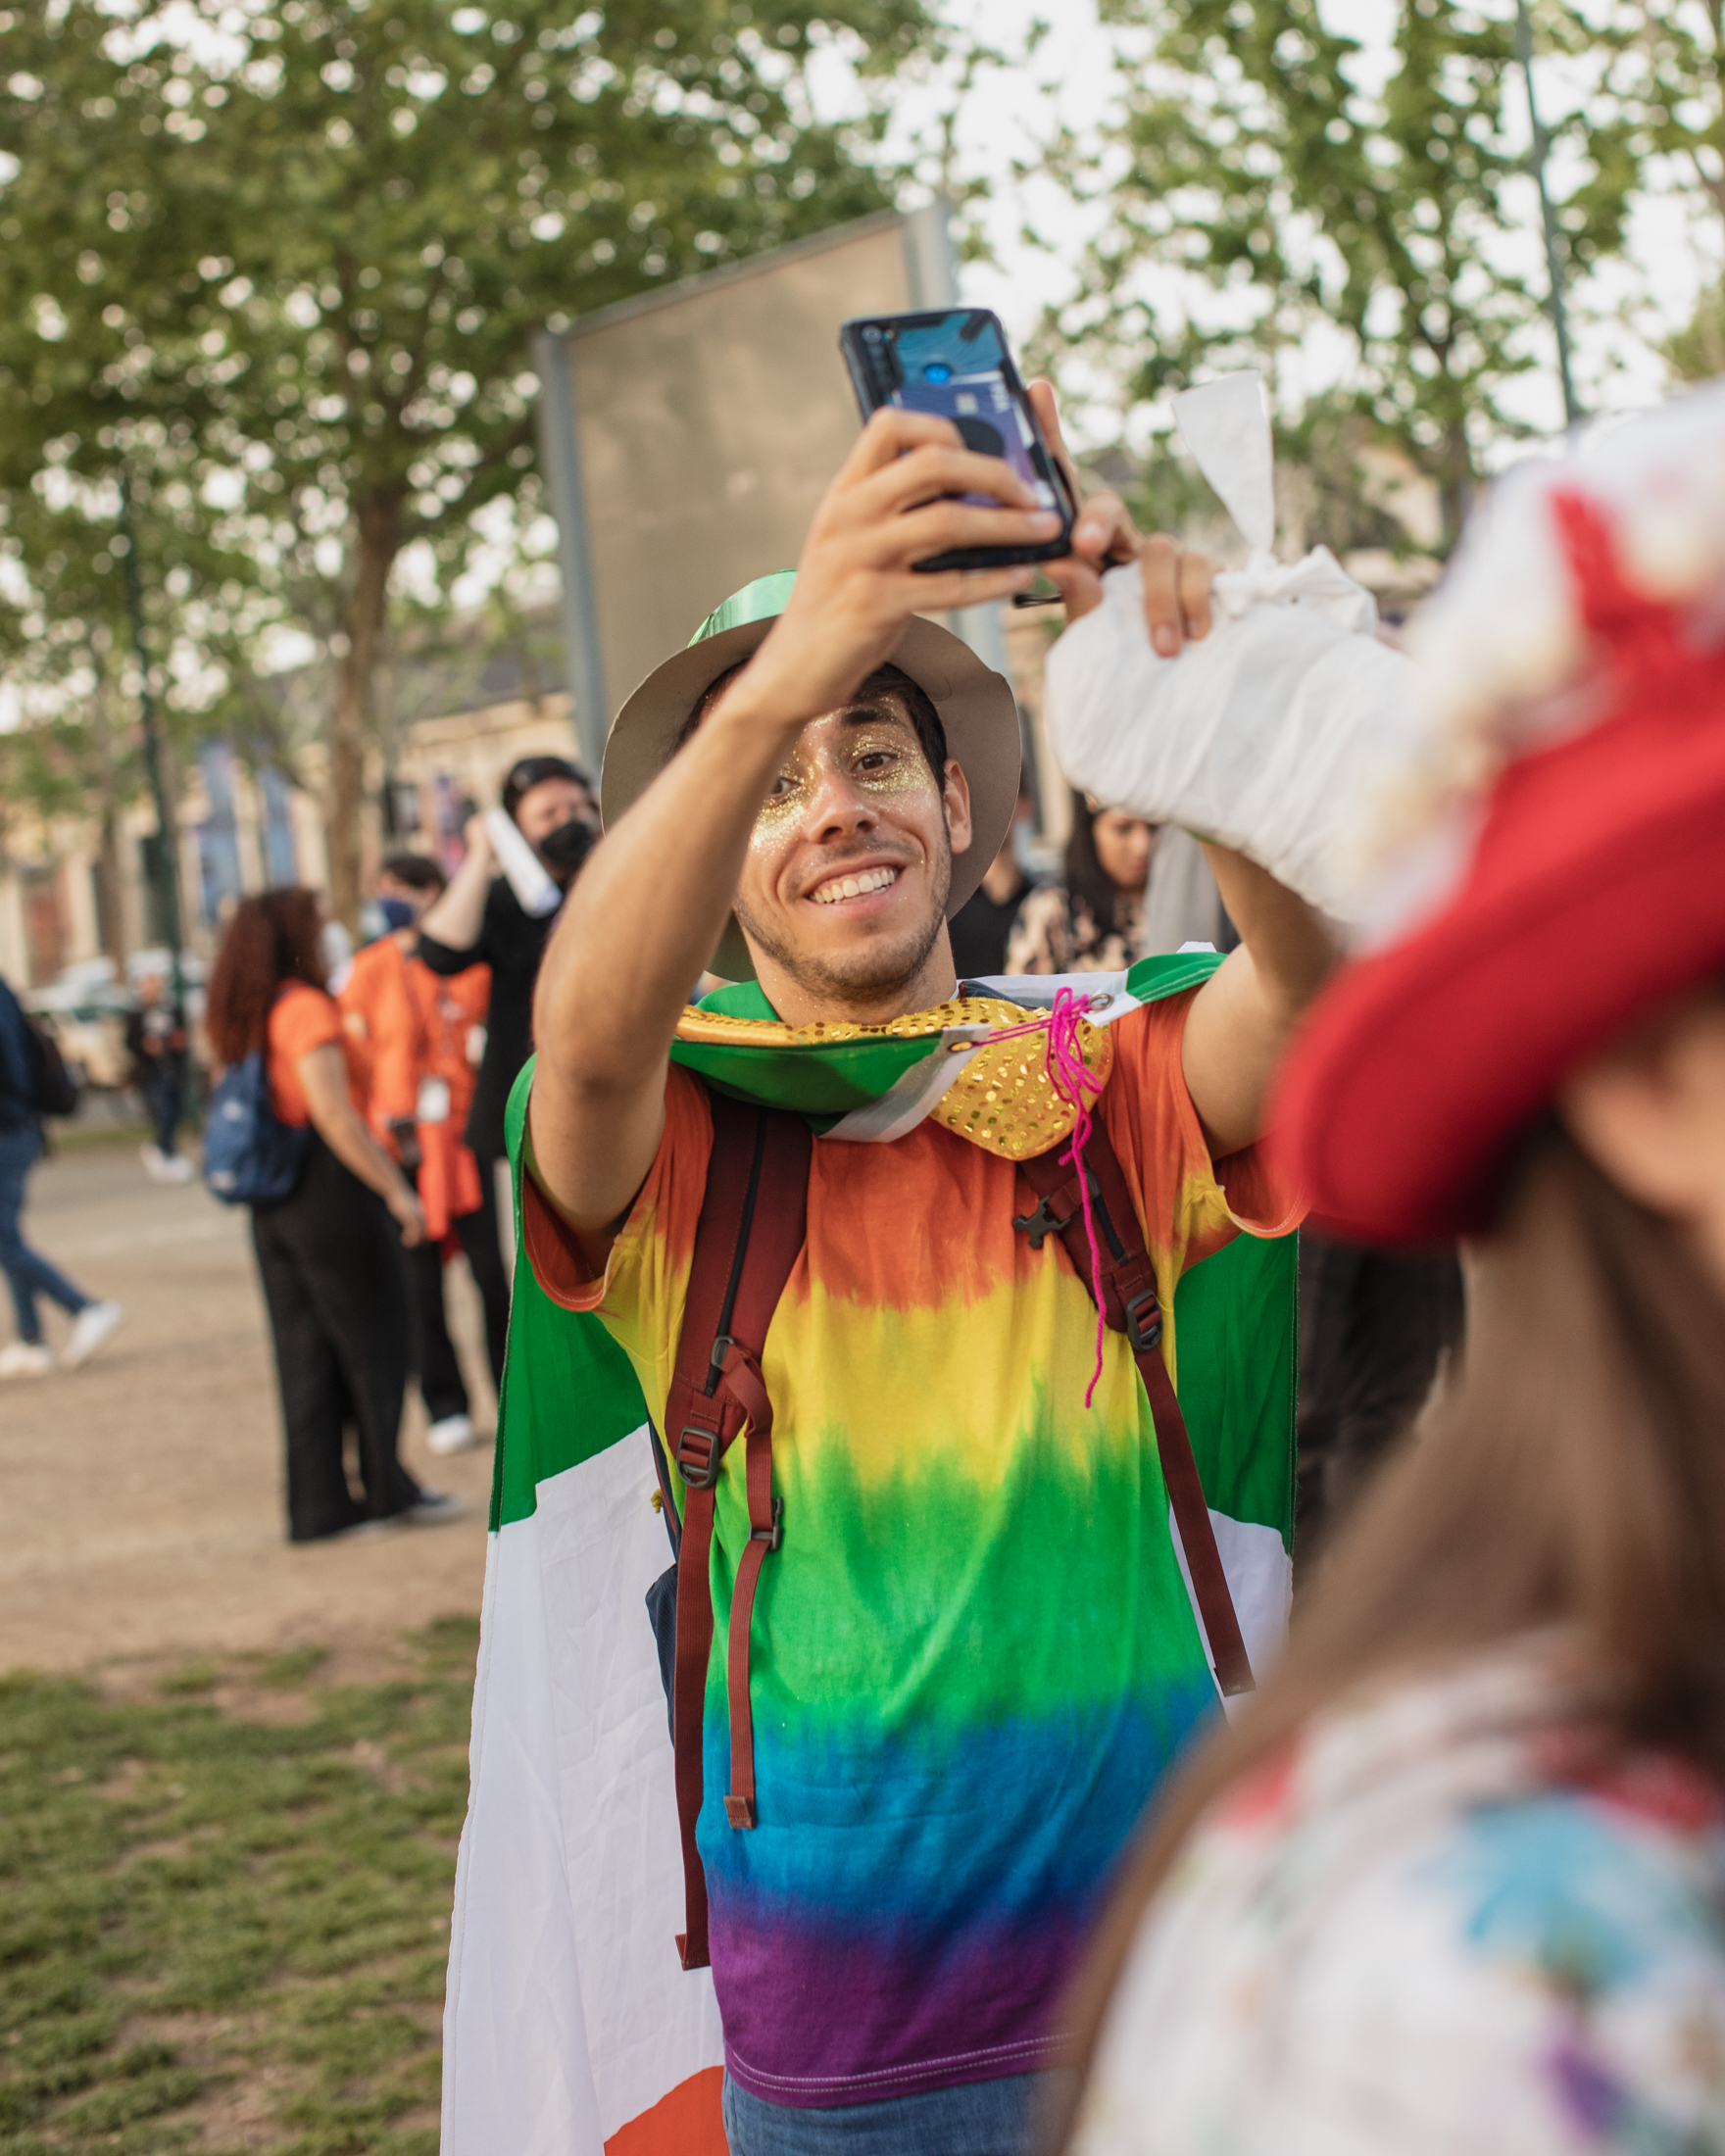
[{"x1": 734, "y1": 828, "x2": 954, "y2": 1007}]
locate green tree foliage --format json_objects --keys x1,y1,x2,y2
[
  {"x1": 0, "y1": 447, "x2": 275, "y2": 961},
  {"x1": 1042, "y1": 0, "x2": 1633, "y2": 551},
  {"x1": 0, "y1": 0, "x2": 929, "y2": 922},
  {"x1": 1582, "y1": 0, "x2": 1725, "y2": 383}
]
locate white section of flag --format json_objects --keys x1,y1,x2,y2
[
  {"x1": 1169, "y1": 1507, "x2": 1293, "y2": 1721},
  {"x1": 442, "y1": 1434, "x2": 725, "y2": 2155}
]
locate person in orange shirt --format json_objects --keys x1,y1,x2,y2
[
  {"x1": 206, "y1": 886, "x2": 461, "y2": 1542},
  {"x1": 340, "y1": 855, "x2": 507, "y2": 1456}
]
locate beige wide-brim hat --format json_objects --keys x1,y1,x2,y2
[{"x1": 600, "y1": 570, "x2": 1022, "y2": 980}]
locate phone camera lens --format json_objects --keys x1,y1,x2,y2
[
  {"x1": 923, "y1": 363, "x2": 953, "y2": 383},
  {"x1": 863, "y1": 327, "x2": 883, "y2": 343}
]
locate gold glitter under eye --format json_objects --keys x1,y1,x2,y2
[
  {"x1": 748, "y1": 730, "x2": 934, "y2": 845},
  {"x1": 750, "y1": 781, "x2": 811, "y2": 849},
  {"x1": 848, "y1": 748, "x2": 936, "y2": 803}
]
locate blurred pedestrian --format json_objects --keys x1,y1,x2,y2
[
  {"x1": 1007, "y1": 790, "x2": 1155, "y2": 973},
  {"x1": 1063, "y1": 394, "x2": 1725, "y2": 2154},
  {"x1": 126, "y1": 971, "x2": 193, "y2": 1184},
  {"x1": 0, "y1": 970, "x2": 124, "y2": 1377},
  {"x1": 341, "y1": 854, "x2": 507, "y2": 1455},
  {"x1": 1295, "y1": 1232, "x2": 1464, "y2": 1565},
  {"x1": 205, "y1": 889, "x2": 459, "y2": 1542},
  {"x1": 948, "y1": 784, "x2": 1036, "y2": 980},
  {"x1": 418, "y1": 756, "x2": 595, "y2": 1259}
]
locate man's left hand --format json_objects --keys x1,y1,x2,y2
[{"x1": 1026, "y1": 378, "x2": 1215, "y2": 656}]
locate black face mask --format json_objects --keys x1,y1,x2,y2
[{"x1": 536, "y1": 816, "x2": 595, "y2": 878}]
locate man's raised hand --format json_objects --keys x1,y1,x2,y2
[
  {"x1": 735, "y1": 408, "x2": 1060, "y2": 727},
  {"x1": 1025, "y1": 378, "x2": 1215, "y2": 656}
]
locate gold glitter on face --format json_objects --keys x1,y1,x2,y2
[{"x1": 749, "y1": 715, "x2": 940, "y2": 851}]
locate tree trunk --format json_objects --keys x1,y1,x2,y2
[
  {"x1": 90, "y1": 684, "x2": 125, "y2": 968},
  {"x1": 1438, "y1": 417, "x2": 1474, "y2": 554},
  {"x1": 325, "y1": 494, "x2": 402, "y2": 932}
]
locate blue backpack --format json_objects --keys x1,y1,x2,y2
[{"x1": 202, "y1": 1051, "x2": 308, "y2": 1206}]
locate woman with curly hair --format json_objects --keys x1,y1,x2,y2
[{"x1": 206, "y1": 887, "x2": 457, "y2": 1543}]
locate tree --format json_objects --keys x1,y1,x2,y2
[
  {"x1": 0, "y1": 0, "x2": 930, "y2": 923},
  {"x1": 0, "y1": 431, "x2": 275, "y2": 964},
  {"x1": 1580, "y1": 0, "x2": 1725, "y2": 383},
  {"x1": 1039, "y1": 0, "x2": 1633, "y2": 550}
]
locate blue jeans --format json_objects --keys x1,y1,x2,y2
[
  {"x1": 721, "y1": 2071, "x2": 1060, "y2": 2156},
  {"x1": 142, "y1": 1069, "x2": 184, "y2": 1156},
  {"x1": 0, "y1": 1122, "x2": 89, "y2": 1344}
]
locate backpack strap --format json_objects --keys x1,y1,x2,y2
[
  {"x1": 661, "y1": 1087, "x2": 811, "y2": 1970},
  {"x1": 1014, "y1": 1122, "x2": 1255, "y2": 1699}
]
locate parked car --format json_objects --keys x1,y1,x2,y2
[{"x1": 23, "y1": 974, "x2": 134, "y2": 1091}]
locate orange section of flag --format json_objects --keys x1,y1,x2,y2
[{"x1": 606, "y1": 2066, "x2": 727, "y2": 2156}]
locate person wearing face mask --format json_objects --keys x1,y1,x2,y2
[
  {"x1": 339, "y1": 855, "x2": 506, "y2": 1455},
  {"x1": 418, "y1": 756, "x2": 596, "y2": 1261}
]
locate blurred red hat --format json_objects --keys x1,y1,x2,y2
[{"x1": 1273, "y1": 479, "x2": 1725, "y2": 1245}]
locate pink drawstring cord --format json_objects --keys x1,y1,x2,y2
[
  {"x1": 1045, "y1": 988, "x2": 1109, "y2": 1406},
  {"x1": 976, "y1": 989, "x2": 1109, "y2": 1406}
]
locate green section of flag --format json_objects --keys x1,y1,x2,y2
[
  {"x1": 1123, "y1": 951, "x2": 1227, "y2": 1003},
  {"x1": 1171, "y1": 1230, "x2": 1298, "y2": 1544},
  {"x1": 490, "y1": 1061, "x2": 651, "y2": 1532}
]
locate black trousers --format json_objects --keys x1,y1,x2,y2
[
  {"x1": 251, "y1": 1131, "x2": 421, "y2": 1542},
  {"x1": 403, "y1": 1164, "x2": 511, "y2": 1423},
  {"x1": 1296, "y1": 1231, "x2": 1466, "y2": 1563}
]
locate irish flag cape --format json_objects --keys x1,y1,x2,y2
[{"x1": 441, "y1": 956, "x2": 1298, "y2": 2156}]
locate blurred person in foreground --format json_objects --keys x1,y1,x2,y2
[
  {"x1": 418, "y1": 755, "x2": 595, "y2": 1257},
  {"x1": 206, "y1": 888, "x2": 460, "y2": 1542},
  {"x1": 517, "y1": 388, "x2": 1330, "y2": 2156},
  {"x1": 1008, "y1": 792, "x2": 1236, "y2": 975},
  {"x1": 0, "y1": 968, "x2": 123, "y2": 1377},
  {"x1": 340, "y1": 854, "x2": 506, "y2": 1456},
  {"x1": 126, "y1": 970, "x2": 192, "y2": 1184},
  {"x1": 1063, "y1": 391, "x2": 1725, "y2": 2151}
]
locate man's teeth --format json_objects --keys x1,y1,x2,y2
[{"x1": 811, "y1": 866, "x2": 899, "y2": 905}]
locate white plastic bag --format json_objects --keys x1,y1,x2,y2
[{"x1": 1042, "y1": 374, "x2": 1420, "y2": 926}]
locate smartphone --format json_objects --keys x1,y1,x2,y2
[{"x1": 837, "y1": 308, "x2": 1076, "y2": 572}]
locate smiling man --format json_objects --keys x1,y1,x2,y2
[{"x1": 521, "y1": 399, "x2": 1331, "y2": 2156}]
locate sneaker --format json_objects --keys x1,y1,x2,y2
[
  {"x1": 139, "y1": 1144, "x2": 168, "y2": 1180},
  {"x1": 64, "y1": 1301, "x2": 123, "y2": 1369},
  {"x1": 405, "y1": 1490, "x2": 466, "y2": 1526},
  {"x1": 426, "y1": 1412, "x2": 477, "y2": 1455},
  {"x1": 162, "y1": 1152, "x2": 195, "y2": 1184},
  {"x1": 0, "y1": 1341, "x2": 54, "y2": 1378}
]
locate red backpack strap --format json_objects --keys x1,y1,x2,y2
[
  {"x1": 661, "y1": 1087, "x2": 811, "y2": 1969},
  {"x1": 1014, "y1": 1123, "x2": 1255, "y2": 1699}
]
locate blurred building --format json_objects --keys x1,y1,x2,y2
[{"x1": 0, "y1": 642, "x2": 579, "y2": 987}]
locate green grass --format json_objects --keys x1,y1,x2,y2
[{"x1": 0, "y1": 1616, "x2": 479, "y2": 2155}]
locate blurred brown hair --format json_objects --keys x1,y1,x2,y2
[
  {"x1": 206, "y1": 889, "x2": 327, "y2": 1065},
  {"x1": 1056, "y1": 1123, "x2": 1725, "y2": 2143}
]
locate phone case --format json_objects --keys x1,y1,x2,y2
[{"x1": 837, "y1": 308, "x2": 1076, "y2": 572}]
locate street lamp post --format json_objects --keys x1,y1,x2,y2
[
  {"x1": 116, "y1": 478, "x2": 190, "y2": 1043},
  {"x1": 1515, "y1": 0, "x2": 1582, "y2": 428}
]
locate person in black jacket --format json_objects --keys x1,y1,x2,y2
[
  {"x1": 417, "y1": 756, "x2": 596, "y2": 1261},
  {"x1": 0, "y1": 972, "x2": 123, "y2": 1376},
  {"x1": 125, "y1": 971, "x2": 192, "y2": 1183}
]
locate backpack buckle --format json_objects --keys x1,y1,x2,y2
[
  {"x1": 1124, "y1": 1286, "x2": 1162, "y2": 1354},
  {"x1": 1011, "y1": 1191, "x2": 1071, "y2": 1251},
  {"x1": 750, "y1": 1496, "x2": 783, "y2": 1552},
  {"x1": 675, "y1": 1422, "x2": 722, "y2": 1490}
]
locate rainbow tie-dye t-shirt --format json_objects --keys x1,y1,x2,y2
[{"x1": 523, "y1": 990, "x2": 1297, "y2": 2109}]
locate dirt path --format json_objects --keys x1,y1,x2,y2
[{"x1": 1, "y1": 1138, "x2": 498, "y2": 1678}]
